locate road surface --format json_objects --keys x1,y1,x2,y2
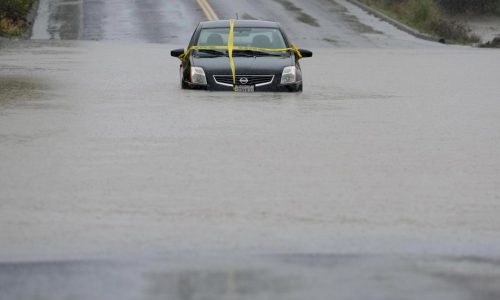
[
  {"x1": 31, "y1": 0, "x2": 440, "y2": 47},
  {"x1": 1, "y1": 0, "x2": 500, "y2": 299}
]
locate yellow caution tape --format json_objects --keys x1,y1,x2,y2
[
  {"x1": 178, "y1": 19, "x2": 304, "y2": 88},
  {"x1": 228, "y1": 19, "x2": 236, "y2": 88}
]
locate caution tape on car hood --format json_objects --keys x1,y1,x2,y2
[{"x1": 178, "y1": 19, "x2": 303, "y2": 90}]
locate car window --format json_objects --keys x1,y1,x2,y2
[{"x1": 197, "y1": 28, "x2": 287, "y2": 49}]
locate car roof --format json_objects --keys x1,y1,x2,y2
[{"x1": 199, "y1": 20, "x2": 281, "y2": 29}]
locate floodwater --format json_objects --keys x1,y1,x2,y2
[
  {"x1": 2, "y1": 0, "x2": 500, "y2": 297},
  {"x1": 1, "y1": 39, "x2": 500, "y2": 298}
]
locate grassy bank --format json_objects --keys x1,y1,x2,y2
[
  {"x1": 359, "y1": 0, "x2": 489, "y2": 44},
  {"x1": 0, "y1": 0, "x2": 36, "y2": 37},
  {"x1": 439, "y1": 0, "x2": 500, "y2": 15}
]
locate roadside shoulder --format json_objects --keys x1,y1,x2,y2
[
  {"x1": 347, "y1": 0, "x2": 500, "y2": 46},
  {"x1": 344, "y1": 0, "x2": 440, "y2": 43},
  {"x1": 23, "y1": 0, "x2": 40, "y2": 39}
]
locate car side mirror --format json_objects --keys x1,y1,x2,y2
[
  {"x1": 298, "y1": 49, "x2": 313, "y2": 58},
  {"x1": 171, "y1": 48, "x2": 185, "y2": 58}
]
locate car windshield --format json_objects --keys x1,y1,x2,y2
[{"x1": 195, "y1": 27, "x2": 288, "y2": 57}]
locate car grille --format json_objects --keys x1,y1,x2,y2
[{"x1": 213, "y1": 75, "x2": 274, "y2": 87}]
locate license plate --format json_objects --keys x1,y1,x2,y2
[{"x1": 234, "y1": 85, "x2": 255, "y2": 93}]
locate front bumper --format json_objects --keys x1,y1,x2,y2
[{"x1": 183, "y1": 75, "x2": 302, "y2": 92}]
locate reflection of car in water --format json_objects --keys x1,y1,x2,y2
[{"x1": 171, "y1": 20, "x2": 313, "y2": 92}]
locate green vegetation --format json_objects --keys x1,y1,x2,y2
[
  {"x1": 439, "y1": 0, "x2": 500, "y2": 14},
  {"x1": 0, "y1": 0, "x2": 35, "y2": 37},
  {"x1": 360, "y1": 0, "x2": 488, "y2": 44}
]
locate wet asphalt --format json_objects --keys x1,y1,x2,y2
[
  {"x1": 32, "y1": 0, "x2": 203, "y2": 43},
  {"x1": 2, "y1": 0, "x2": 500, "y2": 299},
  {"x1": 31, "y1": 0, "x2": 440, "y2": 47}
]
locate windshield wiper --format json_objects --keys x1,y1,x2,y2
[
  {"x1": 195, "y1": 49, "x2": 227, "y2": 56},
  {"x1": 233, "y1": 49, "x2": 285, "y2": 57}
]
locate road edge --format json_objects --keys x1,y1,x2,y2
[
  {"x1": 22, "y1": 0, "x2": 40, "y2": 39},
  {"x1": 344, "y1": 0, "x2": 442, "y2": 43}
]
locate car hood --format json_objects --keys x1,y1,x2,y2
[{"x1": 191, "y1": 55, "x2": 293, "y2": 75}]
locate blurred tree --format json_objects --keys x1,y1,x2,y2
[{"x1": 0, "y1": 0, "x2": 34, "y2": 20}]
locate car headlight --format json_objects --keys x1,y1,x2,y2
[
  {"x1": 190, "y1": 67, "x2": 207, "y2": 85},
  {"x1": 280, "y1": 66, "x2": 296, "y2": 84}
]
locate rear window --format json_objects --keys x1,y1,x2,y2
[{"x1": 196, "y1": 27, "x2": 287, "y2": 49}]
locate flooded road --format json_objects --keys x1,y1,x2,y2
[
  {"x1": 2, "y1": 0, "x2": 500, "y2": 298},
  {"x1": 1, "y1": 39, "x2": 500, "y2": 298}
]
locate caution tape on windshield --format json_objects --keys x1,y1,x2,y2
[{"x1": 178, "y1": 19, "x2": 303, "y2": 90}]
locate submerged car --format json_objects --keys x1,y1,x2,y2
[{"x1": 171, "y1": 20, "x2": 312, "y2": 92}]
